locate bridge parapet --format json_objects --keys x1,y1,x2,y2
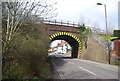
[
  {"x1": 44, "y1": 19, "x2": 106, "y2": 40},
  {"x1": 44, "y1": 19, "x2": 81, "y2": 27},
  {"x1": 43, "y1": 19, "x2": 105, "y2": 33}
]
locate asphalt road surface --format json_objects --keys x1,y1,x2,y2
[{"x1": 48, "y1": 53, "x2": 119, "y2": 80}]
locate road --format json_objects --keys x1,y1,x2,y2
[{"x1": 48, "y1": 53, "x2": 119, "y2": 80}]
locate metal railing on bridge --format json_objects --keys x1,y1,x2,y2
[
  {"x1": 43, "y1": 19, "x2": 105, "y2": 32},
  {"x1": 43, "y1": 19, "x2": 81, "y2": 27}
]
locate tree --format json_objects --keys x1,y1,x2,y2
[
  {"x1": 2, "y1": 0, "x2": 57, "y2": 79},
  {"x1": 92, "y1": 21, "x2": 100, "y2": 29},
  {"x1": 2, "y1": 0, "x2": 57, "y2": 54},
  {"x1": 79, "y1": 15, "x2": 85, "y2": 25},
  {"x1": 78, "y1": 24, "x2": 90, "y2": 49},
  {"x1": 107, "y1": 23, "x2": 115, "y2": 36}
]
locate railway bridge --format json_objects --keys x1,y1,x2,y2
[{"x1": 44, "y1": 19, "x2": 82, "y2": 58}]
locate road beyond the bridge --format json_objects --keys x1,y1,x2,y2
[{"x1": 48, "y1": 53, "x2": 119, "y2": 80}]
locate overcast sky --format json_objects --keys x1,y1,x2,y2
[
  {"x1": 47, "y1": 0, "x2": 119, "y2": 47},
  {"x1": 1, "y1": 0, "x2": 119, "y2": 47},
  {"x1": 47, "y1": 0, "x2": 119, "y2": 30},
  {"x1": 3, "y1": 0, "x2": 119, "y2": 30}
]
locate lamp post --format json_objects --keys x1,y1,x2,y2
[{"x1": 97, "y1": 3, "x2": 110, "y2": 64}]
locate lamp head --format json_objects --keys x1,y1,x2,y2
[{"x1": 97, "y1": 3, "x2": 103, "y2": 5}]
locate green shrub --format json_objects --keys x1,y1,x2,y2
[
  {"x1": 2, "y1": 22, "x2": 50, "y2": 79},
  {"x1": 3, "y1": 60, "x2": 26, "y2": 79},
  {"x1": 114, "y1": 30, "x2": 120, "y2": 37},
  {"x1": 39, "y1": 64, "x2": 50, "y2": 79}
]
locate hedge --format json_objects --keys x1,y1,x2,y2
[{"x1": 113, "y1": 30, "x2": 120, "y2": 37}]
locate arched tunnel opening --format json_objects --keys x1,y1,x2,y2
[
  {"x1": 49, "y1": 40, "x2": 72, "y2": 57},
  {"x1": 48, "y1": 35, "x2": 79, "y2": 58}
]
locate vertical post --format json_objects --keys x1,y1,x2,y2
[
  {"x1": 67, "y1": 21, "x2": 69, "y2": 26},
  {"x1": 55, "y1": 20, "x2": 56, "y2": 25},
  {"x1": 104, "y1": 4, "x2": 110, "y2": 64},
  {"x1": 78, "y1": 22, "x2": 80, "y2": 26},
  {"x1": 61, "y1": 20, "x2": 62, "y2": 25},
  {"x1": 97, "y1": 3, "x2": 110, "y2": 64},
  {"x1": 104, "y1": 4, "x2": 108, "y2": 38},
  {"x1": 49, "y1": 19, "x2": 50, "y2": 24}
]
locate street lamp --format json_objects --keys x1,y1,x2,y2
[
  {"x1": 97, "y1": 3, "x2": 108, "y2": 37},
  {"x1": 97, "y1": 3, "x2": 110, "y2": 64},
  {"x1": 97, "y1": 3, "x2": 102, "y2": 5}
]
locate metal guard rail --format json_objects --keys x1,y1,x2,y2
[{"x1": 43, "y1": 19, "x2": 105, "y2": 33}]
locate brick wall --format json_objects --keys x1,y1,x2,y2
[
  {"x1": 114, "y1": 40, "x2": 120, "y2": 56},
  {"x1": 45, "y1": 24, "x2": 80, "y2": 37}
]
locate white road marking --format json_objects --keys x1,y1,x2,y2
[
  {"x1": 69, "y1": 62, "x2": 74, "y2": 64},
  {"x1": 78, "y1": 66, "x2": 96, "y2": 76},
  {"x1": 79, "y1": 59, "x2": 118, "y2": 72}
]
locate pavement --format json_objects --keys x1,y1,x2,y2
[{"x1": 48, "y1": 53, "x2": 119, "y2": 80}]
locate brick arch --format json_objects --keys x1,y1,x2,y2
[{"x1": 49, "y1": 32, "x2": 82, "y2": 58}]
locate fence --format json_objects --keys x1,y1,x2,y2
[
  {"x1": 43, "y1": 19, "x2": 81, "y2": 27},
  {"x1": 44, "y1": 19, "x2": 105, "y2": 32}
]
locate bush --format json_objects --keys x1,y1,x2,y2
[
  {"x1": 3, "y1": 60, "x2": 26, "y2": 79},
  {"x1": 2, "y1": 21, "x2": 50, "y2": 79},
  {"x1": 114, "y1": 30, "x2": 120, "y2": 37}
]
